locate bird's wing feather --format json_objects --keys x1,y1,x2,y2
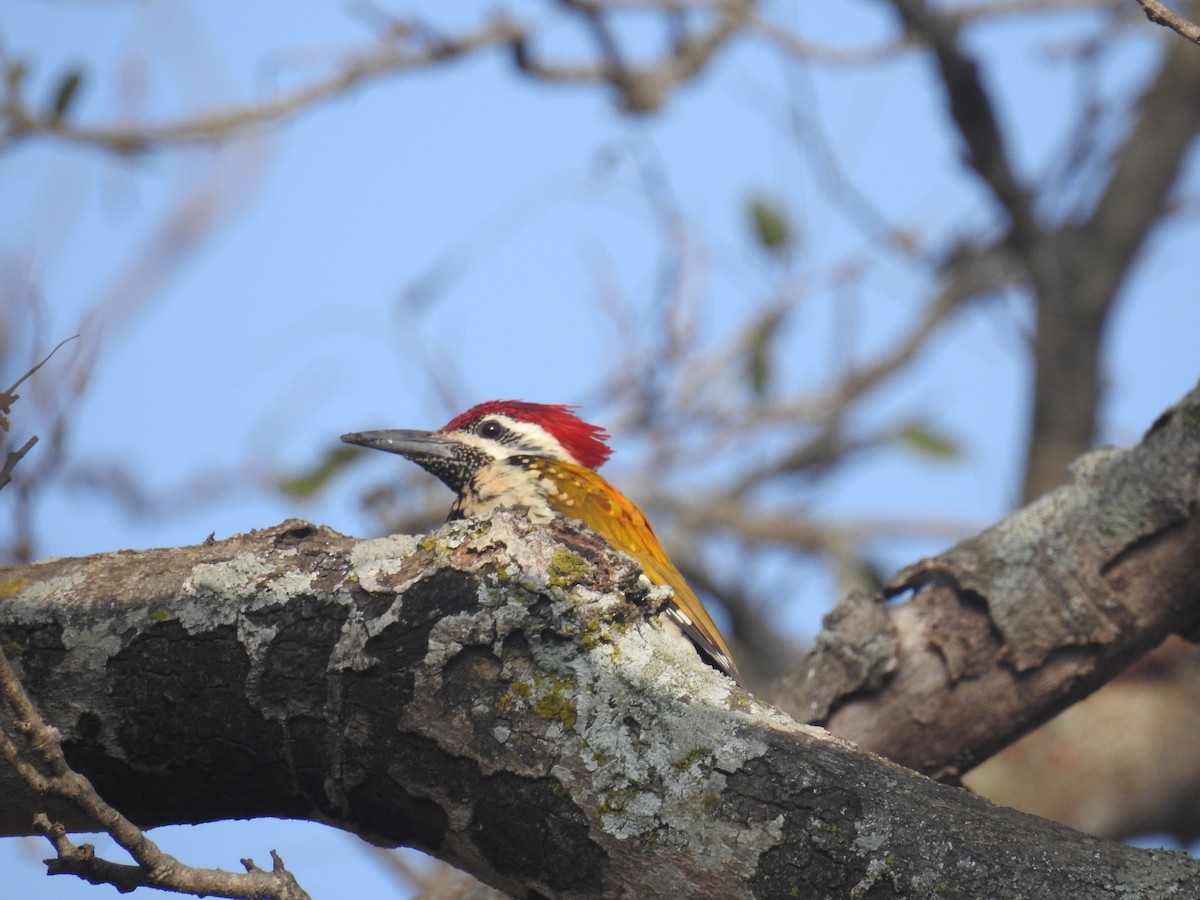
[{"x1": 531, "y1": 458, "x2": 742, "y2": 683}]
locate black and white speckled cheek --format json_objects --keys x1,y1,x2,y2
[{"x1": 411, "y1": 445, "x2": 493, "y2": 495}]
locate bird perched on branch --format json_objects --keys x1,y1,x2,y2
[{"x1": 342, "y1": 400, "x2": 742, "y2": 685}]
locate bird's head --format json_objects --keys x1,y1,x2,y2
[{"x1": 341, "y1": 400, "x2": 612, "y2": 495}]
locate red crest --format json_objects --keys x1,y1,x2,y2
[{"x1": 441, "y1": 400, "x2": 612, "y2": 469}]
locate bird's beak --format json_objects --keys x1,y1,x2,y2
[{"x1": 340, "y1": 429, "x2": 458, "y2": 461}]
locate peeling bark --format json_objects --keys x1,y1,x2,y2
[
  {"x1": 2, "y1": 504, "x2": 1200, "y2": 896},
  {"x1": 779, "y1": 379, "x2": 1200, "y2": 779}
]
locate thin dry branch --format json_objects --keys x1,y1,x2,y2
[
  {"x1": 0, "y1": 437, "x2": 36, "y2": 494},
  {"x1": 710, "y1": 274, "x2": 979, "y2": 494},
  {"x1": 1, "y1": 18, "x2": 522, "y2": 152},
  {"x1": 0, "y1": 650, "x2": 310, "y2": 899},
  {"x1": 513, "y1": 0, "x2": 755, "y2": 111},
  {"x1": 1, "y1": 336, "x2": 79, "y2": 412},
  {"x1": 0, "y1": 336, "x2": 78, "y2": 494},
  {"x1": 1136, "y1": 0, "x2": 1200, "y2": 43},
  {"x1": 1, "y1": 2, "x2": 759, "y2": 152}
]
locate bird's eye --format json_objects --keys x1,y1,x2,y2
[{"x1": 477, "y1": 419, "x2": 505, "y2": 439}]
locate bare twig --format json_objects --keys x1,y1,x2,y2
[
  {"x1": 2, "y1": 335, "x2": 79, "y2": 405},
  {"x1": 1, "y1": 18, "x2": 522, "y2": 153},
  {"x1": 0, "y1": 437, "x2": 36, "y2": 494},
  {"x1": 514, "y1": 0, "x2": 754, "y2": 112},
  {"x1": 749, "y1": 0, "x2": 1114, "y2": 68},
  {"x1": 1135, "y1": 0, "x2": 1200, "y2": 44},
  {"x1": 0, "y1": 651, "x2": 311, "y2": 899},
  {"x1": 700, "y1": 270, "x2": 980, "y2": 494},
  {"x1": 0, "y1": 336, "x2": 78, "y2": 493},
  {"x1": 1, "y1": 2, "x2": 755, "y2": 150}
]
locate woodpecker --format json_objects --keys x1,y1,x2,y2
[{"x1": 342, "y1": 400, "x2": 742, "y2": 684}]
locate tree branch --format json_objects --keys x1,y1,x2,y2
[
  {"x1": 0, "y1": 436, "x2": 36, "y2": 494},
  {"x1": 886, "y1": 0, "x2": 1037, "y2": 250},
  {"x1": 0, "y1": 335, "x2": 79, "y2": 493},
  {"x1": 1136, "y1": 0, "x2": 1200, "y2": 44},
  {"x1": 1, "y1": 2, "x2": 757, "y2": 152},
  {"x1": 776, "y1": 378, "x2": 1200, "y2": 780},
  {"x1": 0, "y1": 638, "x2": 310, "y2": 898},
  {"x1": 1, "y1": 19, "x2": 523, "y2": 152},
  {"x1": 2, "y1": 477, "x2": 1200, "y2": 894},
  {"x1": 513, "y1": 0, "x2": 754, "y2": 112},
  {"x1": 1022, "y1": 18, "x2": 1200, "y2": 498}
]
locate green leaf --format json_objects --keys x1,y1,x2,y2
[
  {"x1": 48, "y1": 68, "x2": 84, "y2": 123},
  {"x1": 9, "y1": 59, "x2": 28, "y2": 92},
  {"x1": 278, "y1": 444, "x2": 362, "y2": 499},
  {"x1": 894, "y1": 422, "x2": 960, "y2": 460},
  {"x1": 743, "y1": 307, "x2": 787, "y2": 400},
  {"x1": 747, "y1": 194, "x2": 793, "y2": 257}
]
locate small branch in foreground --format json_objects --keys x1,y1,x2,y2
[{"x1": 0, "y1": 650, "x2": 311, "y2": 900}]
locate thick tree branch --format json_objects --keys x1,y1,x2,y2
[
  {"x1": 2, "y1": 485, "x2": 1200, "y2": 894},
  {"x1": 777, "y1": 378, "x2": 1200, "y2": 780}
]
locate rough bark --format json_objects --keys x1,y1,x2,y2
[
  {"x1": 777, "y1": 378, "x2": 1200, "y2": 780},
  {"x1": 2, "y1": 497, "x2": 1200, "y2": 896}
]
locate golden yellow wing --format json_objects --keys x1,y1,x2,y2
[{"x1": 526, "y1": 457, "x2": 742, "y2": 684}]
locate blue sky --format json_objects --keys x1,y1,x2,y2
[{"x1": 4, "y1": 1, "x2": 1199, "y2": 896}]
